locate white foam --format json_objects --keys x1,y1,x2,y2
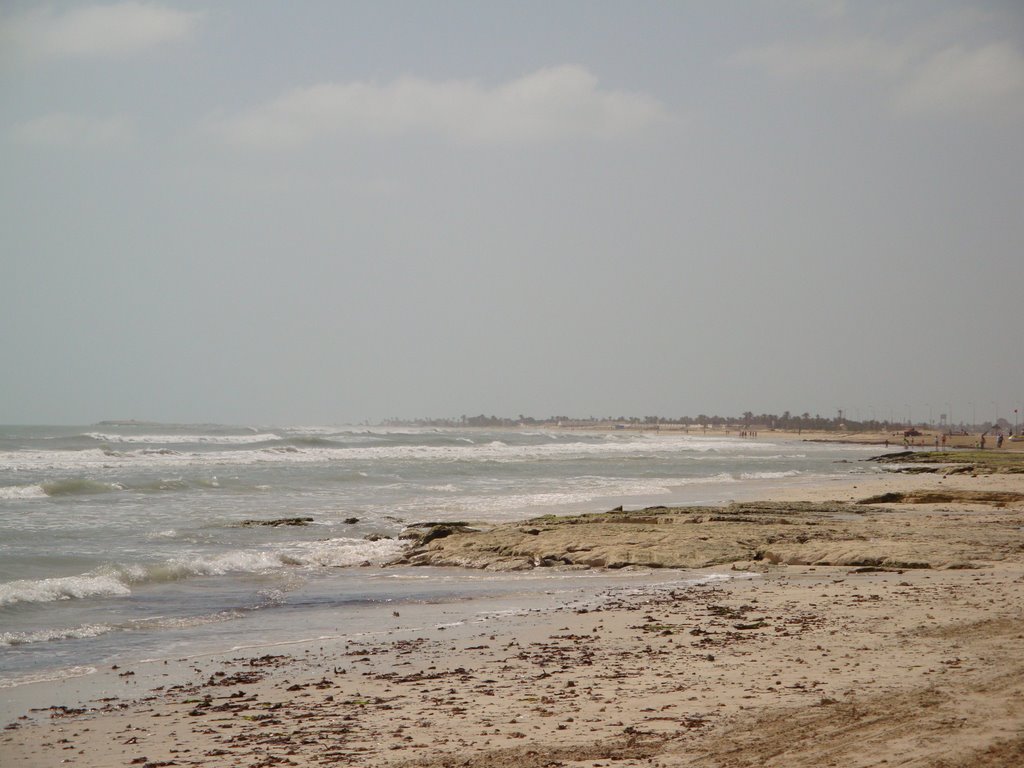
[
  {"x1": 674, "y1": 472, "x2": 737, "y2": 485},
  {"x1": 157, "y1": 538, "x2": 405, "y2": 576},
  {"x1": 0, "y1": 624, "x2": 113, "y2": 647},
  {"x1": 0, "y1": 574, "x2": 131, "y2": 607},
  {"x1": 0, "y1": 433, "x2": 793, "y2": 474},
  {"x1": 381, "y1": 477, "x2": 678, "y2": 521},
  {"x1": 0, "y1": 665, "x2": 97, "y2": 689},
  {"x1": 0, "y1": 538, "x2": 405, "y2": 608},
  {"x1": 284, "y1": 425, "x2": 347, "y2": 436},
  {"x1": 83, "y1": 432, "x2": 281, "y2": 445},
  {"x1": 145, "y1": 529, "x2": 179, "y2": 540},
  {"x1": 156, "y1": 550, "x2": 294, "y2": 579},
  {"x1": 739, "y1": 470, "x2": 801, "y2": 480},
  {"x1": 294, "y1": 537, "x2": 404, "y2": 568},
  {"x1": 0, "y1": 484, "x2": 46, "y2": 500},
  {"x1": 695, "y1": 453, "x2": 807, "y2": 461}
]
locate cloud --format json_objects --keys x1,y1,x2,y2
[
  {"x1": 732, "y1": 32, "x2": 1024, "y2": 118},
  {"x1": 11, "y1": 113, "x2": 135, "y2": 147},
  {"x1": 209, "y1": 65, "x2": 669, "y2": 148},
  {"x1": 0, "y1": 2, "x2": 202, "y2": 61},
  {"x1": 895, "y1": 42, "x2": 1024, "y2": 116}
]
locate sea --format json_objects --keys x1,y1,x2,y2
[{"x1": 0, "y1": 423, "x2": 882, "y2": 717}]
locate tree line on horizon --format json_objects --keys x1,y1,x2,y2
[{"x1": 381, "y1": 411, "x2": 1001, "y2": 432}]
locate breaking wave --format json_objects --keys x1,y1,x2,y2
[
  {"x1": 1, "y1": 433, "x2": 787, "y2": 474},
  {"x1": 0, "y1": 476, "x2": 276, "y2": 500},
  {"x1": 0, "y1": 573, "x2": 132, "y2": 606},
  {"x1": 0, "y1": 538, "x2": 404, "y2": 608},
  {"x1": 0, "y1": 624, "x2": 113, "y2": 648},
  {"x1": 83, "y1": 432, "x2": 281, "y2": 445},
  {"x1": 41, "y1": 478, "x2": 125, "y2": 496},
  {"x1": 0, "y1": 484, "x2": 48, "y2": 500}
]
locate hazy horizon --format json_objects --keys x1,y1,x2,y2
[
  {"x1": 0, "y1": 406, "x2": 1015, "y2": 430},
  {"x1": 3, "y1": 1, "x2": 1022, "y2": 425}
]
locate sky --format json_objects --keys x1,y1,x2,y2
[{"x1": 2, "y1": 1, "x2": 1023, "y2": 426}]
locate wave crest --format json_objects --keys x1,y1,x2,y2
[
  {"x1": 738, "y1": 470, "x2": 801, "y2": 480},
  {"x1": 83, "y1": 432, "x2": 281, "y2": 445},
  {"x1": 0, "y1": 539, "x2": 405, "y2": 607},
  {"x1": 0, "y1": 484, "x2": 47, "y2": 500},
  {"x1": 42, "y1": 478, "x2": 125, "y2": 496},
  {"x1": 0, "y1": 574, "x2": 131, "y2": 607},
  {"x1": 0, "y1": 624, "x2": 112, "y2": 647}
]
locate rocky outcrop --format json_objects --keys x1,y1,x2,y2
[
  {"x1": 239, "y1": 517, "x2": 314, "y2": 527},
  {"x1": 858, "y1": 490, "x2": 1024, "y2": 506},
  {"x1": 389, "y1": 498, "x2": 1024, "y2": 572},
  {"x1": 398, "y1": 522, "x2": 480, "y2": 546},
  {"x1": 871, "y1": 450, "x2": 1024, "y2": 475}
]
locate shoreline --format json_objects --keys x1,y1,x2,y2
[
  {"x1": 556, "y1": 423, "x2": 1024, "y2": 451},
  {"x1": 3, "y1": 458, "x2": 1024, "y2": 766}
]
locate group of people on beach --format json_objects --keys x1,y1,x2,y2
[
  {"x1": 980, "y1": 433, "x2": 1005, "y2": 449},
  {"x1": 887, "y1": 430, "x2": 1017, "y2": 451},
  {"x1": 896, "y1": 433, "x2": 946, "y2": 449}
]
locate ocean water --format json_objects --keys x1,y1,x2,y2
[{"x1": 0, "y1": 423, "x2": 881, "y2": 705}]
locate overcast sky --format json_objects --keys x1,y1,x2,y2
[{"x1": 2, "y1": 1, "x2": 1023, "y2": 426}]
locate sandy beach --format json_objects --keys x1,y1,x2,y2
[{"x1": 3, "y1": 450, "x2": 1023, "y2": 767}]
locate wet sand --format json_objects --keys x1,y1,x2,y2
[{"x1": 3, "y1": 455, "x2": 1023, "y2": 767}]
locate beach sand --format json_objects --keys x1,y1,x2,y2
[{"x1": 3, "y1": 453, "x2": 1023, "y2": 767}]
